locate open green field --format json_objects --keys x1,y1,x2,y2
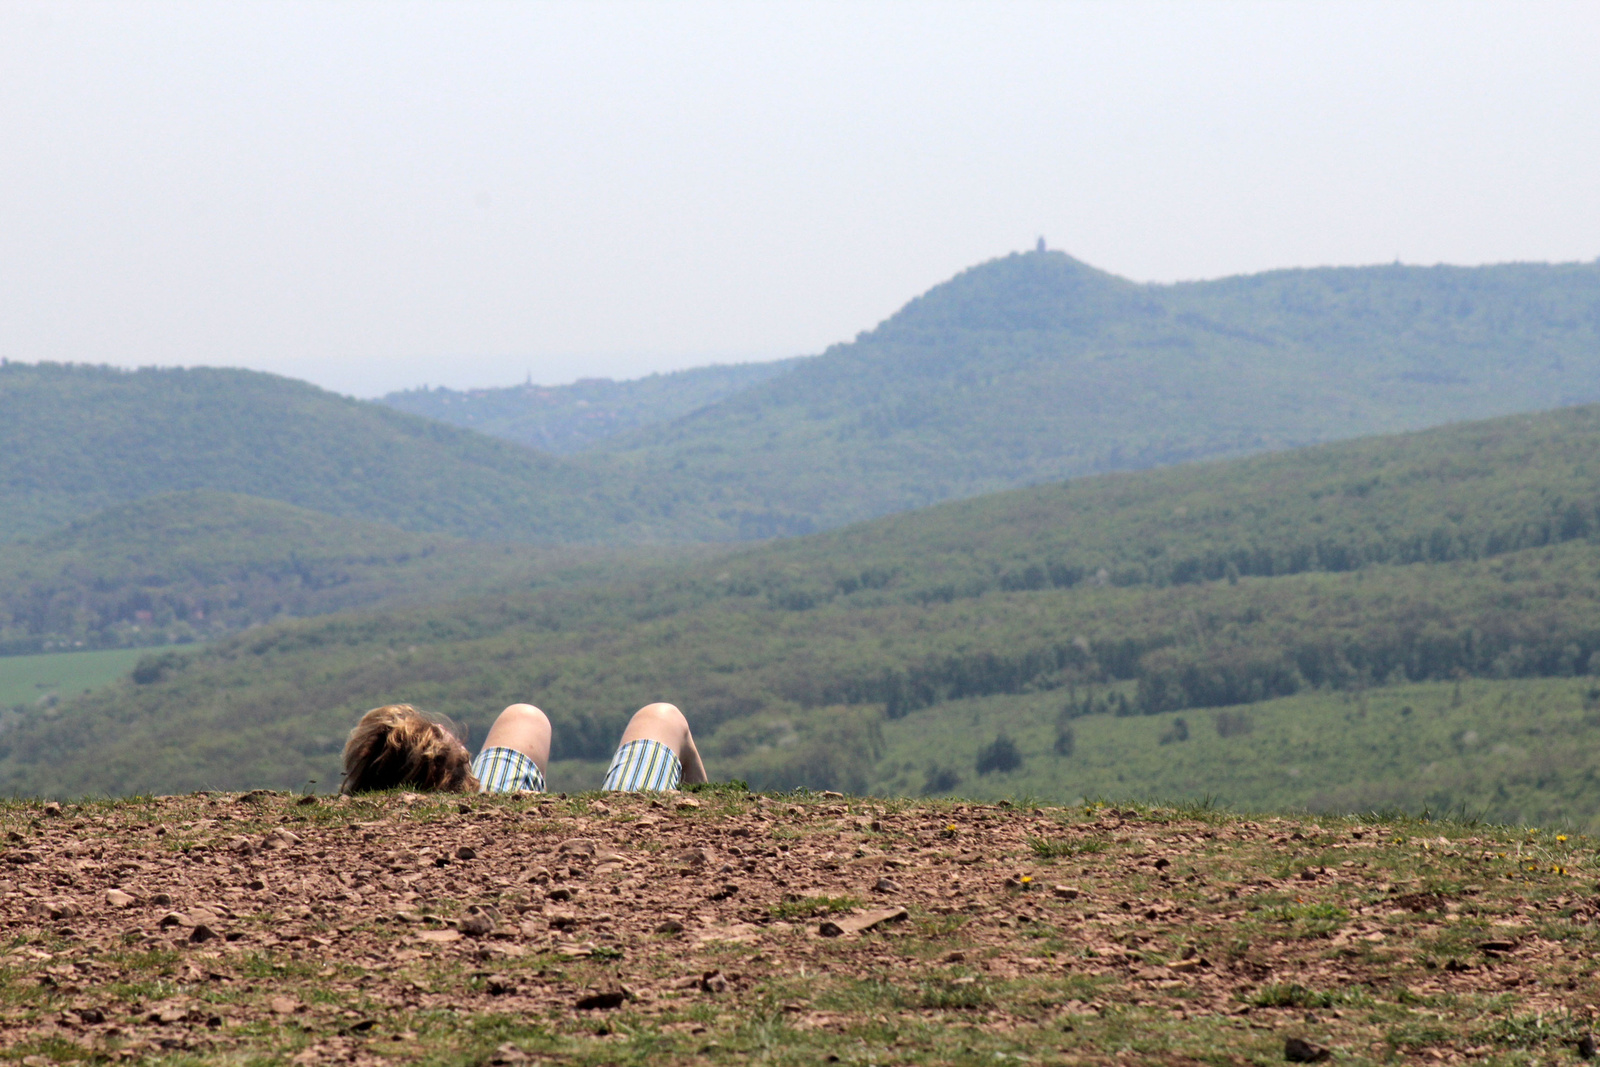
[
  {"x1": 869, "y1": 677, "x2": 1600, "y2": 832},
  {"x1": 0, "y1": 646, "x2": 179, "y2": 710}
]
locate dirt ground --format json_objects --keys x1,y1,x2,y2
[{"x1": 2, "y1": 788, "x2": 1598, "y2": 1065}]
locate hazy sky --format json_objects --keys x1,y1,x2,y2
[{"x1": 3, "y1": 2, "x2": 1598, "y2": 397}]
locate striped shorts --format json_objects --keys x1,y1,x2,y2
[
  {"x1": 472, "y1": 746, "x2": 547, "y2": 794},
  {"x1": 602, "y1": 739, "x2": 682, "y2": 792}
]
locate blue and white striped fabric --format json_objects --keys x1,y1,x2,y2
[
  {"x1": 601, "y1": 738, "x2": 682, "y2": 792},
  {"x1": 471, "y1": 746, "x2": 547, "y2": 794}
]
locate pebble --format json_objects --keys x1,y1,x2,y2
[{"x1": 104, "y1": 889, "x2": 137, "y2": 908}]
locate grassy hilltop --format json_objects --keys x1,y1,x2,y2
[
  {"x1": 4, "y1": 404, "x2": 1599, "y2": 823},
  {"x1": 1, "y1": 790, "x2": 1598, "y2": 1066}
]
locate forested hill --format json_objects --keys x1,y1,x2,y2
[
  {"x1": 8, "y1": 401, "x2": 1600, "y2": 798},
  {"x1": 381, "y1": 359, "x2": 802, "y2": 454},
  {"x1": 0, "y1": 492, "x2": 724, "y2": 656},
  {"x1": 0, "y1": 363, "x2": 696, "y2": 543},
  {"x1": 10, "y1": 253, "x2": 1599, "y2": 548},
  {"x1": 577, "y1": 252, "x2": 1600, "y2": 530}
]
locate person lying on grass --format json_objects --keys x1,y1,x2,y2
[{"x1": 340, "y1": 701, "x2": 709, "y2": 794}]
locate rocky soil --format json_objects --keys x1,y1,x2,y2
[{"x1": 1, "y1": 788, "x2": 1597, "y2": 1065}]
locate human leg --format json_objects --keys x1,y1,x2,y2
[
  {"x1": 602, "y1": 702, "x2": 708, "y2": 791},
  {"x1": 472, "y1": 703, "x2": 552, "y2": 793}
]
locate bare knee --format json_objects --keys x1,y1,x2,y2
[
  {"x1": 620, "y1": 702, "x2": 690, "y2": 751},
  {"x1": 482, "y1": 703, "x2": 552, "y2": 768},
  {"x1": 498, "y1": 703, "x2": 550, "y2": 730},
  {"x1": 633, "y1": 702, "x2": 686, "y2": 730}
]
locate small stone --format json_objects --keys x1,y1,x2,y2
[
  {"x1": 229, "y1": 836, "x2": 255, "y2": 854},
  {"x1": 269, "y1": 996, "x2": 301, "y2": 1015},
  {"x1": 546, "y1": 885, "x2": 574, "y2": 902},
  {"x1": 1284, "y1": 1037, "x2": 1331, "y2": 1063},
  {"x1": 159, "y1": 911, "x2": 188, "y2": 928},
  {"x1": 591, "y1": 801, "x2": 611, "y2": 815},
  {"x1": 873, "y1": 877, "x2": 901, "y2": 893},
  {"x1": 458, "y1": 906, "x2": 498, "y2": 937},
  {"x1": 42, "y1": 802, "x2": 62, "y2": 817},
  {"x1": 189, "y1": 924, "x2": 219, "y2": 943},
  {"x1": 455, "y1": 846, "x2": 477, "y2": 861},
  {"x1": 246, "y1": 878, "x2": 268, "y2": 891},
  {"x1": 557, "y1": 838, "x2": 597, "y2": 859},
  {"x1": 698, "y1": 970, "x2": 728, "y2": 993},
  {"x1": 488, "y1": 1043, "x2": 530, "y2": 1065},
  {"x1": 1053, "y1": 885, "x2": 1080, "y2": 900},
  {"x1": 105, "y1": 889, "x2": 137, "y2": 908},
  {"x1": 673, "y1": 847, "x2": 709, "y2": 868},
  {"x1": 417, "y1": 929, "x2": 462, "y2": 943},
  {"x1": 1579, "y1": 1034, "x2": 1597, "y2": 1060},
  {"x1": 675, "y1": 796, "x2": 701, "y2": 811},
  {"x1": 818, "y1": 906, "x2": 909, "y2": 938},
  {"x1": 150, "y1": 892, "x2": 173, "y2": 906},
  {"x1": 485, "y1": 974, "x2": 516, "y2": 996},
  {"x1": 655, "y1": 919, "x2": 685, "y2": 935},
  {"x1": 261, "y1": 828, "x2": 300, "y2": 851}
]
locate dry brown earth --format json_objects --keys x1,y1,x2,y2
[{"x1": 2, "y1": 789, "x2": 1597, "y2": 1065}]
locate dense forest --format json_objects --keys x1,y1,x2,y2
[
  {"x1": 0, "y1": 492, "x2": 722, "y2": 655},
  {"x1": 4, "y1": 403, "x2": 1599, "y2": 800}
]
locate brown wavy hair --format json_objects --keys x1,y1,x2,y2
[{"x1": 341, "y1": 704, "x2": 478, "y2": 794}]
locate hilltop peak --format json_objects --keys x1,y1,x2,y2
[{"x1": 873, "y1": 249, "x2": 1152, "y2": 338}]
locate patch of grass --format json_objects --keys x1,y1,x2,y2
[
  {"x1": 914, "y1": 976, "x2": 996, "y2": 1011},
  {"x1": 769, "y1": 895, "x2": 864, "y2": 921},
  {"x1": 1026, "y1": 835, "x2": 1107, "y2": 859},
  {"x1": 1471, "y1": 1011, "x2": 1589, "y2": 1049},
  {"x1": 1250, "y1": 982, "x2": 1372, "y2": 1009},
  {"x1": 1264, "y1": 901, "x2": 1350, "y2": 936}
]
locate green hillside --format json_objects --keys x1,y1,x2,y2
[
  {"x1": 0, "y1": 491, "x2": 726, "y2": 655},
  {"x1": 868, "y1": 676, "x2": 1600, "y2": 831},
  {"x1": 0, "y1": 646, "x2": 172, "y2": 710},
  {"x1": 8, "y1": 254, "x2": 1599, "y2": 547},
  {"x1": 3, "y1": 404, "x2": 1598, "y2": 806},
  {"x1": 0, "y1": 362, "x2": 697, "y2": 543},
  {"x1": 583, "y1": 252, "x2": 1600, "y2": 531},
  {"x1": 381, "y1": 359, "x2": 802, "y2": 454}
]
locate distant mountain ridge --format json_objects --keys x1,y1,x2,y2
[
  {"x1": 5, "y1": 250, "x2": 1599, "y2": 550},
  {"x1": 381, "y1": 359, "x2": 803, "y2": 454},
  {"x1": 578, "y1": 252, "x2": 1600, "y2": 530}
]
